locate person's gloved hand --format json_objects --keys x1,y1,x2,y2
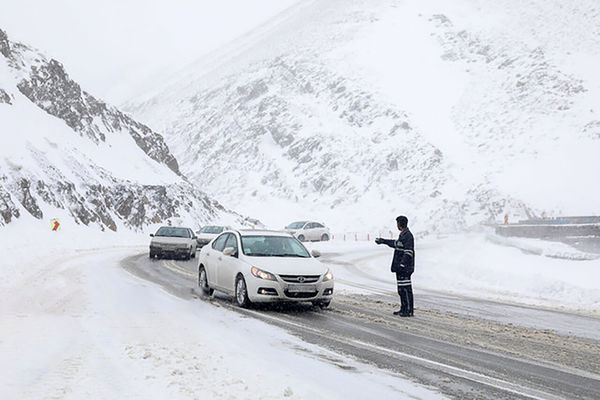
[{"x1": 375, "y1": 238, "x2": 383, "y2": 245}]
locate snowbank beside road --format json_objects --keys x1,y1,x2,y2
[
  {"x1": 308, "y1": 233, "x2": 600, "y2": 316},
  {"x1": 0, "y1": 223, "x2": 445, "y2": 400}
]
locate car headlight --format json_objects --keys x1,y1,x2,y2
[
  {"x1": 251, "y1": 267, "x2": 276, "y2": 281},
  {"x1": 323, "y1": 268, "x2": 334, "y2": 281}
]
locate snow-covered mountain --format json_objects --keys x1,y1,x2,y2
[
  {"x1": 127, "y1": 0, "x2": 600, "y2": 233},
  {"x1": 0, "y1": 28, "x2": 252, "y2": 231}
]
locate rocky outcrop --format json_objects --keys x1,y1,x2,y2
[
  {"x1": 0, "y1": 183, "x2": 20, "y2": 225},
  {"x1": 0, "y1": 171, "x2": 251, "y2": 231},
  {"x1": 1, "y1": 29, "x2": 179, "y2": 175},
  {"x1": 0, "y1": 28, "x2": 251, "y2": 231},
  {"x1": 0, "y1": 88, "x2": 11, "y2": 104},
  {"x1": 0, "y1": 29, "x2": 10, "y2": 58}
]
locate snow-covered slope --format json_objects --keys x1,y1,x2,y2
[
  {"x1": 127, "y1": 0, "x2": 600, "y2": 233},
  {"x1": 0, "y1": 28, "x2": 251, "y2": 231}
]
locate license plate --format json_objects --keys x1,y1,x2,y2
[{"x1": 287, "y1": 284, "x2": 316, "y2": 293}]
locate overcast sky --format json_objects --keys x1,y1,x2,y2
[{"x1": 0, "y1": 0, "x2": 297, "y2": 105}]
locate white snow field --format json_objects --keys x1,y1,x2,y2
[
  {"x1": 0, "y1": 221, "x2": 446, "y2": 400},
  {"x1": 128, "y1": 0, "x2": 600, "y2": 234}
]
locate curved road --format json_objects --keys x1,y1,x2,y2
[{"x1": 121, "y1": 251, "x2": 600, "y2": 400}]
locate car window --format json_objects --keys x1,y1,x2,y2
[
  {"x1": 156, "y1": 227, "x2": 190, "y2": 238},
  {"x1": 286, "y1": 221, "x2": 307, "y2": 229},
  {"x1": 306, "y1": 223, "x2": 315, "y2": 229},
  {"x1": 212, "y1": 234, "x2": 228, "y2": 251},
  {"x1": 224, "y1": 234, "x2": 238, "y2": 253},
  {"x1": 241, "y1": 235, "x2": 310, "y2": 258},
  {"x1": 201, "y1": 226, "x2": 225, "y2": 234},
  {"x1": 314, "y1": 223, "x2": 324, "y2": 228}
]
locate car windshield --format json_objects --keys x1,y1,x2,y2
[
  {"x1": 286, "y1": 221, "x2": 307, "y2": 229},
  {"x1": 155, "y1": 227, "x2": 190, "y2": 238},
  {"x1": 241, "y1": 235, "x2": 310, "y2": 258},
  {"x1": 200, "y1": 226, "x2": 224, "y2": 234}
]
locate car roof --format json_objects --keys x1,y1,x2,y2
[
  {"x1": 158, "y1": 226, "x2": 191, "y2": 230},
  {"x1": 236, "y1": 229, "x2": 293, "y2": 237}
]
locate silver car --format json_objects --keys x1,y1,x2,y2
[
  {"x1": 149, "y1": 226, "x2": 197, "y2": 260},
  {"x1": 284, "y1": 221, "x2": 331, "y2": 242},
  {"x1": 195, "y1": 225, "x2": 232, "y2": 248}
]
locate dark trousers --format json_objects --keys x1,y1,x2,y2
[{"x1": 396, "y1": 271, "x2": 414, "y2": 314}]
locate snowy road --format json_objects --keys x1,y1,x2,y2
[{"x1": 122, "y1": 250, "x2": 600, "y2": 400}]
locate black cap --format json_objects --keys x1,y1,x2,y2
[{"x1": 396, "y1": 215, "x2": 408, "y2": 228}]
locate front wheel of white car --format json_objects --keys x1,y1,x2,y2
[
  {"x1": 198, "y1": 267, "x2": 214, "y2": 296},
  {"x1": 235, "y1": 275, "x2": 252, "y2": 308}
]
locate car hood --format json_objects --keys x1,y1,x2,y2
[
  {"x1": 244, "y1": 256, "x2": 327, "y2": 276},
  {"x1": 151, "y1": 237, "x2": 189, "y2": 245}
]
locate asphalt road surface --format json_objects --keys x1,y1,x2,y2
[{"x1": 121, "y1": 251, "x2": 600, "y2": 400}]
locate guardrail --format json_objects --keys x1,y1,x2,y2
[
  {"x1": 495, "y1": 223, "x2": 600, "y2": 239},
  {"x1": 330, "y1": 231, "x2": 397, "y2": 241},
  {"x1": 516, "y1": 216, "x2": 600, "y2": 225}
]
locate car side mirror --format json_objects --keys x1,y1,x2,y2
[
  {"x1": 192, "y1": 235, "x2": 197, "y2": 240},
  {"x1": 223, "y1": 247, "x2": 237, "y2": 257},
  {"x1": 311, "y1": 250, "x2": 321, "y2": 258},
  {"x1": 150, "y1": 234, "x2": 154, "y2": 237}
]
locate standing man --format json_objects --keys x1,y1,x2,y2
[{"x1": 375, "y1": 215, "x2": 415, "y2": 317}]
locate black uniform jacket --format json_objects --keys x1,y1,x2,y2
[{"x1": 381, "y1": 229, "x2": 415, "y2": 274}]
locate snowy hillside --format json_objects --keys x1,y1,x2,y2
[
  {"x1": 127, "y1": 0, "x2": 600, "y2": 233},
  {"x1": 0, "y1": 28, "x2": 250, "y2": 231}
]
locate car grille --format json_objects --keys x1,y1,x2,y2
[
  {"x1": 284, "y1": 290, "x2": 318, "y2": 298},
  {"x1": 279, "y1": 274, "x2": 320, "y2": 283},
  {"x1": 162, "y1": 243, "x2": 182, "y2": 249}
]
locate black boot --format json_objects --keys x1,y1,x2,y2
[
  {"x1": 406, "y1": 285, "x2": 414, "y2": 316},
  {"x1": 395, "y1": 289, "x2": 409, "y2": 316}
]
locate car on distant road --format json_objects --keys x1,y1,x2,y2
[
  {"x1": 149, "y1": 226, "x2": 197, "y2": 260},
  {"x1": 195, "y1": 225, "x2": 232, "y2": 248},
  {"x1": 197, "y1": 230, "x2": 334, "y2": 308},
  {"x1": 284, "y1": 221, "x2": 330, "y2": 242}
]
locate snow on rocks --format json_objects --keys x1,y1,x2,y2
[{"x1": 0, "y1": 28, "x2": 251, "y2": 231}]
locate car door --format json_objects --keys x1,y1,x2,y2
[
  {"x1": 218, "y1": 233, "x2": 241, "y2": 292},
  {"x1": 314, "y1": 223, "x2": 325, "y2": 240},
  {"x1": 207, "y1": 233, "x2": 228, "y2": 289},
  {"x1": 300, "y1": 222, "x2": 310, "y2": 240},
  {"x1": 305, "y1": 222, "x2": 317, "y2": 241},
  {"x1": 187, "y1": 228, "x2": 196, "y2": 252}
]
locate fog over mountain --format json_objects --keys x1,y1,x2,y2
[{"x1": 127, "y1": 0, "x2": 600, "y2": 233}]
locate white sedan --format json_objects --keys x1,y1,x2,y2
[
  {"x1": 197, "y1": 230, "x2": 334, "y2": 308},
  {"x1": 284, "y1": 221, "x2": 331, "y2": 242},
  {"x1": 149, "y1": 226, "x2": 197, "y2": 260}
]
